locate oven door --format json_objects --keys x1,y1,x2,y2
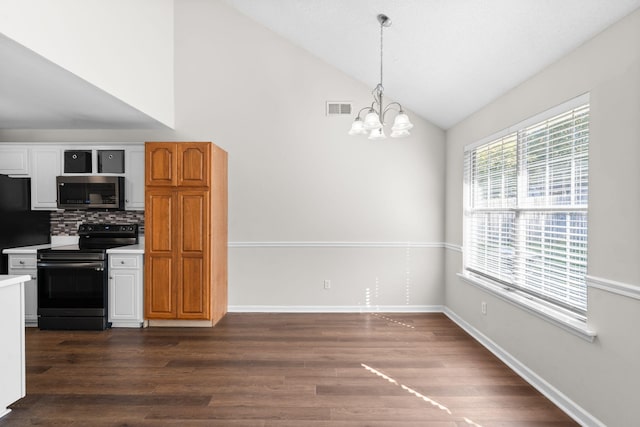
[{"x1": 37, "y1": 260, "x2": 109, "y2": 330}]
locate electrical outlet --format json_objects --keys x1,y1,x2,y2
[
  {"x1": 324, "y1": 280, "x2": 331, "y2": 289},
  {"x1": 481, "y1": 301, "x2": 487, "y2": 315}
]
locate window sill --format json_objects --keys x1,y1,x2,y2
[{"x1": 457, "y1": 272, "x2": 596, "y2": 342}]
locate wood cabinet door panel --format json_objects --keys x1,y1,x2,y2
[
  {"x1": 146, "y1": 143, "x2": 176, "y2": 186},
  {"x1": 145, "y1": 255, "x2": 175, "y2": 318},
  {"x1": 178, "y1": 256, "x2": 208, "y2": 318},
  {"x1": 179, "y1": 192, "x2": 208, "y2": 253},
  {"x1": 178, "y1": 143, "x2": 210, "y2": 187},
  {"x1": 147, "y1": 191, "x2": 174, "y2": 252}
]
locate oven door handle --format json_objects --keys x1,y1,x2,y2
[{"x1": 37, "y1": 262, "x2": 105, "y2": 271}]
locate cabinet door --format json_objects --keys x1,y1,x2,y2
[
  {"x1": 109, "y1": 254, "x2": 143, "y2": 326},
  {"x1": 145, "y1": 142, "x2": 176, "y2": 187},
  {"x1": 177, "y1": 190, "x2": 210, "y2": 319},
  {"x1": 145, "y1": 190, "x2": 177, "y2": 318},
  {"x1": 31, "y1": 148, "x2": 61, "y2": 209},
  {"x1": 8, "y1": 257, "x2": 38, "y2": 327},
  {"x1": 0, "y1": 146, "x2": 29, "y2": 175},
  {"x1": 109, "y1": 269, "x2": 138, "y2": 321},
  {"x1": 178, "y1": 143, "x2": 210, "y2": 187},
  {"x1": 125, "y1": 146, "x2": 145, "y2": 210}
]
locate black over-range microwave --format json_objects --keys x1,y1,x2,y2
[{"x1": 56, "y1": 176, "x2": 125, "y2": 210}]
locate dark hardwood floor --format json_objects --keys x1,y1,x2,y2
[{"x1": 1, "y1": 313, "x2": 578, "y2": 426}]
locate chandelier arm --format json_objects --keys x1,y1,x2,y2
[
  {"x1": 356, "y1": 106, "x2": 372, "y2": 119},
  {"x1": 380, "y1": 102, "x2": 401, "y2": 123},
  {"x1": 382, "y1": 102, "x2": 403, "y2": 114}
]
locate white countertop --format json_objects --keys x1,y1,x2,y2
[
  {"x1": 0, "y1": 275, "x2": 31, "y2": 289},
  {"x1": 2, "y1": 244, "x2": 54, "y2": 254},
  {"x1": 3, "y1": 241, "x2": 144, "y2": 255},
  {"x1": 106, "y1": 243, "x2": 145, "y2": 254}
]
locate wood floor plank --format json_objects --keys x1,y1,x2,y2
[{"x1": 0, "y1": 313, "x2": 579, "y2": 426}]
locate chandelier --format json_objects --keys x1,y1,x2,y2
[{"x1": 349, "y1": 14, "x2": 413, "y2": 140}]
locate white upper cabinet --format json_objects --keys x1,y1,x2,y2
[
  {"x1": 0, "y1": 143, "x2": 145, "y2": 211},
  {"x1": 124, "y1": 146, "x2": 145, "y2": 210},
  {"x1": 0, "y1": 146, "x2": 29, "y2": 175},
  {"x1": 31, "y1": 148, "x2": 61, "y2": 210}
]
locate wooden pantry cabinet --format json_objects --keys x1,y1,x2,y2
[{"x1": 144, "y1": 142, "x2": 228, "y2": 325}]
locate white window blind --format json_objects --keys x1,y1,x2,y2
[{"x1": 464, "y1": 101, "x2": 589, "y2": 314}]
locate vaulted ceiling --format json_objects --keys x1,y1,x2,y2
[
  {"x1": 225, "y1": 0, "x2": 640, "y2": 129},
  {"x1": 1, "y1": 1, "x2": 640, "y2": 130}
]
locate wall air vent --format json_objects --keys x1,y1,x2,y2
[{"x1": 326, "y1": 102, "x2": 352, "y2": 116}]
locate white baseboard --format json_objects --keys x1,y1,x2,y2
[
  {"x1": 228, "y1": 305, "x2": 443, "y2": 313},
  {"x1": 443, "y1": 307, "x2": 604, "y2": 427}
]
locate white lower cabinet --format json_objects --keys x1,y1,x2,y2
[
  {"x1": 108, "y1": 254, "x2": 144, "y2": 327},
  {"x1": 0, "y1": 276, "x2": 27, "y2": 418},
  {"x1": 7, "y1": 255, "x2": 38, "y2": 327}
]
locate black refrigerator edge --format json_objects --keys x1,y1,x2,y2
[{"x1": 0, "y1": 174, "x2": 51, "y2": 274}]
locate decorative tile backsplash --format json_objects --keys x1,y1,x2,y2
[{"x1": 50, "y1": 210, "x2": 145, "y2": 236}]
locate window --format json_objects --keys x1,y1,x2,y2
[{"x1": 464, "y1": 97, "x2": 589, "y2": 315}]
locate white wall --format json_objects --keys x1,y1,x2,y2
[
  {"x1": 0, "y1": 0, "x2": 175, "y2": 127},
  {"x1": 445, "y1": 8, "x2": 640, "y2": 426},
  {"x1": 0, "y1": 0, "x2": 446, "y2": 310},
  {"x1": 175, "y1": 0, "x2": 445, "y2": 311}
]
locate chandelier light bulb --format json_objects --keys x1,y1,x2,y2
[
  {"x1": 363, "y1": 110, "x2": 382, "y2": 130},
  {"x1": 348, "y1": 117, "x2": 368, "y2": 135},
  {"x1": 391, "y1": 112, "x2": 414, "y2": 132}
]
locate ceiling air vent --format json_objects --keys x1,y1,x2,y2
[{"x1": 326, "y1": 102, "x2": 352, "y2": 116}]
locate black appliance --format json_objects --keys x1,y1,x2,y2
[
  {"x1": 0, "y1": 175, "x2": 51, "y2": 274},
  {"x1": 56, "y1": 175, "x2": 125, "y2": 210},
  {"x1": 37, "y1": 223, "x2": 138, "y2": 330}
]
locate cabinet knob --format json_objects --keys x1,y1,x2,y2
[
  {"x1": 109, "y1": 276, "x2": 113, "y2": 280},
  {"x1": 19, "y1": 260, "x2": 25, "y2": 265},
  {"x1": 121, "y1": 260, "x2": 125, "y2": 264}
]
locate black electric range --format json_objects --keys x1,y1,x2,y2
[{"x1": 37, "y1": 223, "x2": 138, "y2": 330}]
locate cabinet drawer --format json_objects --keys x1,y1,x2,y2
[
  {"x1": 110, "y1": 256, "x2": 139, "y2": 269},
  {"x1": 9, "y1": 256, "x2": 37, "y2": 269}
]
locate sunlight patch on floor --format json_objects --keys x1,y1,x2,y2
[
  {"x1": 371, "y1": 313, "x2": 415, "y2": 329},
  {"x1": 361, "y1": 363, "x2": 484, "y2": 427}
]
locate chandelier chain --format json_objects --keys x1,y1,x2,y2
[{"x1": 379, "y1": 17, "x2": 384, "y2": 89}]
